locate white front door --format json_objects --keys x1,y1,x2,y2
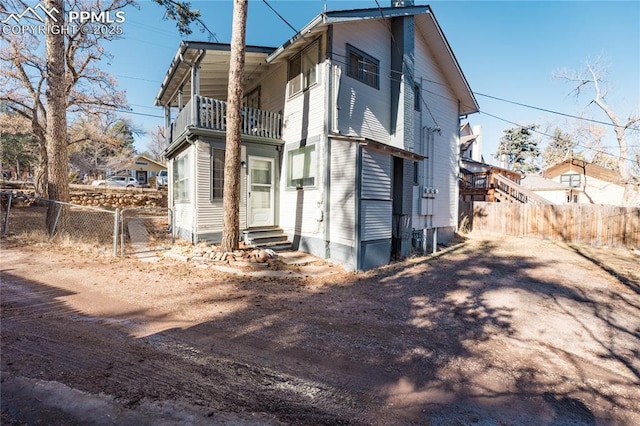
[{"x1": 248, "y1": 156, "x2": 275, "y2": 227}]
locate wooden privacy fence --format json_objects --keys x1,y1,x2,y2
[{"x1": 460, "y1": 201, "x2": 640, "y2": 249}]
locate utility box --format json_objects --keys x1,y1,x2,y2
[{"x1": 419, "y1": 198, "x2": 434, "y2": 215}]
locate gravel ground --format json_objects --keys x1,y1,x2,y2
[{"x1": 1, "y1": 231, "x2": 639, "y2": 425}]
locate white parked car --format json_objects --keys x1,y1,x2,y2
[
  {"x1": 155, "y1": 170, "x2": 168, "y2": 189},
  {"x1": 91, "y1": 176, "x2": 140, "y2": 188}
]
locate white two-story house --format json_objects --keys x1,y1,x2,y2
[{"x1": 155, "y1": 2, "x2": 478, "y2": 270}]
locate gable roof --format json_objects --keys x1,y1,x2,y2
[
  {"x1": 521, "y1": 174, "x2": 568, "y2": 191},
  {"x1": 542, "y1": 159, "x2": 623, "y2": 185},
  {"x1": 266, "y1": 5, "x2": 479, "y2": 116},
  {"x1": 125, "y1": 155, "x2": 166, "y2": 169}
]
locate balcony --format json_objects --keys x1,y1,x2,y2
[{"x1": 169, "y1": 96, "x2": 282, "y2": 144}]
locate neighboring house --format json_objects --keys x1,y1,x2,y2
[
  {"x1": 520, "y1": 174, "x2": 569, "y2": 205},
  {"x1": 458, "y1": 124, "x2": 551, "y2": 205},
  {"x1": 460, "y1": 122, "x2": 484, "y2": 163},
  {"x1": 542, "y1": 159, "x2": 626, "y2": 205},
  {"x1": 120, "y1": 155, "x2": 167, "y2": 186},
  {"x1": 155, "y1": 2, "x2": 479, "y2": 270}
]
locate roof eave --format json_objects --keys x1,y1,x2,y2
[
  {"x1": 421, "y1": 12, "x2": 479, "y2": 115},
  {"x1": 266, "y1": 14, "x2": 325, "y2": 64}
]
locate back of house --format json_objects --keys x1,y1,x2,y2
[{"x1": 155, "y1": 1, "x2": 478, "y2": 270}]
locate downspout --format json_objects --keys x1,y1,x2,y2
[
  {"x1": 354, "y1": 144, "x2": 363, "y2": 271},
  {"x1": 323, "y1": 28, "x2": 333, "y2": 260}
]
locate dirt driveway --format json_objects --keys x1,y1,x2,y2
[{"x1": 1, "y1": 232, "x2": 639, "y2": 425}]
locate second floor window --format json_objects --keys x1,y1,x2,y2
[
  {"x1": 414, "y1": 84, "x2": 422, "y2": 111},
  {"x1": 288, "y1": 39, "x2": 319, "y2": 97},
  {"x1": 560, "y1": 173, "x2": 581, "y2": 188},
  {"x1": 347, "y1": 44, "x2": 379, "y2": 89}
]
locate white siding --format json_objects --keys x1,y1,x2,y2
[
  {"x1": 249, "y1": 62, "x2": 286, "y2": 115},
  {"x1": 414, "y1": 28, "x2": 461, "y2": 229},
  {"x1": 195, "y1": 141, "x2": 221, "y2": 233},
  {"x1": 194, "y1": 141, "x2": 247, "y2": 236},
  {"x1": 170, "y1": 146, "x2": 195, "y2": 241},
  {"x1": 330, "y1": 139, "x2": 355, "y2": 246},
  {"x1": 279, "y1": 139, "x2": 324, "y2": 239},
  {"x1": 282, "y1": 62, "x2": 327, "y2": 143},
  {"x1": 333, "y1": 21, "x2": 391, "y2": 144}
]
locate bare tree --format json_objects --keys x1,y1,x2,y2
[
  {"x1": 146, "y1": 125, "x2": 168, "y2": 162},
  {"x1": 68, "y1": 116, "x2": 139, "y2": 178},
  {"x1": 555, "y1": 58, "x2": 640, "y2": 203},
  {"x1": 220, "y1": 0, "x2": 248, "y2": 252},
  {"x1": 0, "y1": 0, "x2": 132, "y2": 201}
]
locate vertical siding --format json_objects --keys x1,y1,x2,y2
[
  {"x1": 332, "y1": 21, "x2": 391, "y2": 144},
  {"x1": 330, "y1": 139, "x2": 355, "y2": 246},
  {"x1": 414, "y1": 29, "x2": 461, "y2": 229},
  {"x1": 361, "y1": 147, "x2": 392, "y2": 241}
]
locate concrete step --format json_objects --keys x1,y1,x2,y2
[
  {"x1": 250, "y1": 234, "x2": 289, "y2": 245},
  {"x1": 258, "y1": 241, "x2": 292, "y2": 251},
  {"x1": 243, "y1": 227, "x2": 290, "y2": 248}
]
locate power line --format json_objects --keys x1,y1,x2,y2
[
  {"x1": 261, "y1": 0, "x2": 301, "y2": 36},
  {"x1": 108, "y1": 108, "x2": 164, "y2": 119},
  {"x1": 475, "y1": 92, "x2": 640, "y2": 131},
  {"x1": 480, "y1": 110, "x2": 639, "y2": 164},
  {"x1": 116, "y1": 75, "x2": 162, "y2": 84}
]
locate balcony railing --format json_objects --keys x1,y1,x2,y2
[{"x1": 170, "y1": 96, "x2": 282, "y2": 144}]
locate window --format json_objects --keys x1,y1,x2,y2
[
  {"x1": 243, "y1": 87, "x2": 260, "y2": 109},
  {"x1": 414, "y1": 84, "x2": 422, "y2": 111},
  {"x1": 287, "y1": 144, "x2": 316, "y2": 188},
  {"x1": 211, "y1": 148, "x2": 225, "y2": 199},
  {"x1": 288, "y1": 39, "x2": 320, "y2": 97},
  {"x1": 346, "y1": 44, "x2": 379, "y2": 89},
  {"x1": 173, "y1": 152, "x2": 190, "y2": 202},
  {"x1": 560, "y1": 174, "x2": 581, "y2": 188}
]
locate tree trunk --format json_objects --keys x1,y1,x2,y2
[
  {"x1": 44, "y1": 0, "x2": 70, "y2": 232},
  {"x1": 220, "y1": 0, "x2": 248, "y2": 252}
]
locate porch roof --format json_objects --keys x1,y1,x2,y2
[
  {"x1": 330, "y1": 134, "x2": 426, "y2": 161},
  {"x1": 154, "y1": 42, "x2": 276, "y2": 107}
]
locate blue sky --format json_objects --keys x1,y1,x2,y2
[{"x1": 105, "y1": 0, "x2": 639, "y2": 165}]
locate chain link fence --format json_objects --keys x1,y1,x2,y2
[
  {"x1": 1, "y1": 192, "x2": 173, "y2": 257},
  {"x1": 1, "y1": 191, "x2": 118, "y2": 253}
]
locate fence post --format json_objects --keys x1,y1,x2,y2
[
  {"x1": 113, "y1": 208, "x2": 119, "y2": 257},
  {"x1": 3, "y1": 193, "x2": 12, "y2": 235},
  {"x1": 120, "y1": 209, "x2": 126, "y2": 257},
  {"x1": 50, "y1": 202, "x2": 62, "y2": 237}
]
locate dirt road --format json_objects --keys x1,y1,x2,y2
[{"x1": 1, "y1": 233, "x2": 639, "y2": 424}]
